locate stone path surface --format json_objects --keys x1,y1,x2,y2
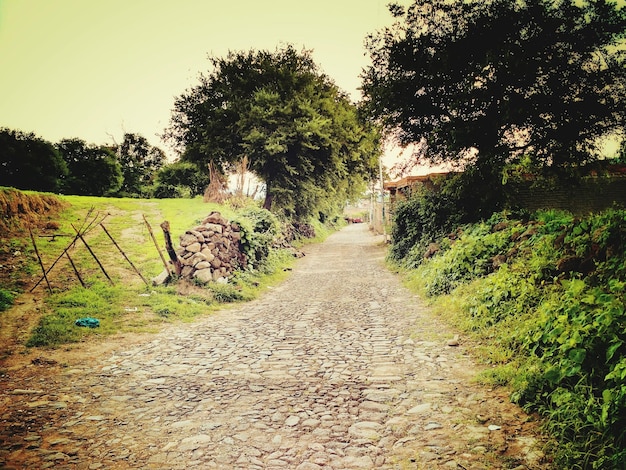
[{"x1": 0, "y1": 224, "x2": 550, "y2": 469}]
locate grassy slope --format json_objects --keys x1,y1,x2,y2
[
  {"x1": 394, "y1": 209, "x2": 626, "y2": 469},
  {"x1": 1, "y1": 192, "x2": 297, "y2": 349}
]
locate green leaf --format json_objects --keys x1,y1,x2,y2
[
  {"x1": 606, "y1": 341, "x2": 623, "y2": 362},
  {"x1": 567, "y1": 348, "x2": 586, "y2": 365},
  {"x1": 544, "y1": 366, "x2": 562, "y2": 384}
]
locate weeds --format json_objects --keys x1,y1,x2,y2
[
  {"x1": 0, "y1": 289, "x2": 15, "y2": 312},
  {"x1": 392, "y1": 207, "x2": 626, "y2": 468}
]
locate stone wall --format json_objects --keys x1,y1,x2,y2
[
  {"x1": 386, "y1": 172, "x2": 626, "y2": 217},
  {"x1": 176, "y1": 211, "x2": 245, "y2": 284}
]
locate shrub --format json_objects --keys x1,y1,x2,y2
[
  {"x1": 233, "y1": 206, "x2": 281, "y2": 268},
  {"x1": 388, "y1": 167, "x2": 505, "y2": 265},
  {"x1": 395, "y1": 208, "x2": 626, "y2": 468}
]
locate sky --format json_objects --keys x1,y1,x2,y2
[{"x1": 0, "y1": 0, "x2": 399, "y2": 162}]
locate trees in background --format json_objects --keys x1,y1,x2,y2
[
  {"x1": 114, "y1": 133, "x2": 166, "y2": 197},
  {"x1": 164, "y1": 45, "x2": 380, "y2": 220},
  {"x1": 152, "y1": 161, "x2": 211, "y2": 198},
  {"x1": 361, "y1": 0, "x2": 626, "y2": 172},
  {"x1": 56, "y1": 138, "x2": 123, "y2": 196},
  {"x1": 0, "y1": 128, "x2": 68, "y2": 192},
  {"x1": 0, "y1": 128, "x2": 171, "y2": 198}
]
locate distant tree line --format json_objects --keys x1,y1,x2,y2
[{"x1": 0, "y1": 128, "x2": 209, "y2": 198}]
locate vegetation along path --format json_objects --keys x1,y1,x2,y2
[{"x1": 0, "y1": 224, "x2": 550, "y2": 469}]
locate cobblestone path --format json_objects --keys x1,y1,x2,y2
[{"x1": 0, "y1": 224, "x2": 548, "y2": 469}]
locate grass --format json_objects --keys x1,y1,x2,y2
[
  {"x1": 0, "y1": 288, "x2": 15, "y2": 312},
  {"x1": 1, "y1": 193, "x2": 307, "y2": 348}
]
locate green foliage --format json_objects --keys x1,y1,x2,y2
[
  {"x1": 0, "y1": 289, "x2": 15, "y2": 312},
  {"x1": 0, "y1": 128, "x2": 68, "y2": 192},
  {"x1": 395, "y1": 208, "x2": 626, "y2": 468},
  {"x1": 420, "y1": 221, "x2": 512, "y2": 296},
  {"x1": 136, "y1": 288, "x2": 215, "y2": 323},
  {"x1": 27, "y1": 282, "x2": 124, "y2": 346},
  {"x1": 164, "y1": 44, "x2": 380, "y2": 219},
  {"x1": 362, "y1": 0, "x2": 626, "y2": 170},
  {"x1": 57, "y1": 138, "x2": 123, "y2": 196},
  {"x1": 207, "y1": 283, "x2": 250, "y2": 303},
  {"x1": 389, "y1": 169, "x2": 505, "y2": 265},
  {"x1": 152, "y1": 161, "x2": 210, "y2": 198},
  {"x1": 233, "y1": 206, "x2": 281, "y2": 267},
  {"x1": 114, "y1": 133, "x2": 166, "y2": 197}
]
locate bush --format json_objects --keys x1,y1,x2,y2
[
  {"x1": 395, "y1": 208, "x2": 626, "y2": 468},
  {"x1": 233, "y1": 206, "x2": 281, "y2": 268},
  {"x1": 388, "y1": 167, "x2": 505, "y2": 265}
]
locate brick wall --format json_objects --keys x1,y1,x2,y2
[{"x1": 504, "y1": 175, "x2": 626, "y2": 214}]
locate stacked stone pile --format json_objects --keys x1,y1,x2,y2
[{"x1": 176, "y1": 211, "x2": 246, "y2": 284}]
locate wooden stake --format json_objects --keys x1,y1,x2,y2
[
  {"x1": 160, "y1": 221, "x2": 182, "y2": 276},
  {"x1": 65, "y1": 251, "x2": 86, "y2": 288},
  {"x1": 143, "y1": 215, "x2": 171, "y2": 276},
  {"x1": 30, "y1": 234, "x2": 79, "y2": 292},
  {"x1": 30, "y1": 211, "x2": 110, "y2": 292},
  {"x1": 71, "y1": 224, "x2": 114, "y2": 285},
  {"x1": 29, "y1": 227, "x2": 52, "y2": 294},
  {"x1": 100, "y1": 223, "x2": 149, "y2": 286}
]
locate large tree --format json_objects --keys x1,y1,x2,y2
[
  {"x1": 0, "y1": 128, "x2": 68, "y2": 192},
  {"x1": 164, "y1": 45, "x2": 380, "y2": 218},
  {"x1": 115, "y1": 133, "x2": 166, "y2": 197},
  {"x1": 361, "y1": 0, "x2": 626, "y2": 172},
  {"x1": 57, "y1": 138, "x2": 123, "y2": 196}
]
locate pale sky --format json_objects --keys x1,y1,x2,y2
[{"x1": 0, "y1": 0, "x2": 394, "y2": 158}]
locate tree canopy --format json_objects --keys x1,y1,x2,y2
[
  {"x1": 153, "y1": 161, "x2": 211, "y2": 198},
  {"x1": 114, "y1": 133, "x2": 166, "y2": 197},
  {"x1": 164, "y1": 45, "x2": 380, "y2": 219},
  {"x1": 361, "y1": 0, "x2": 626, "y2": 171},
  {"x1": 0, "y1": 128, "x2": 68, "y2": 192},
  {"x1": 56, "y1": 138, "x2": 123, "y2": 196}
]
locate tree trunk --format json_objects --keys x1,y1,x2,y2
[
  {"x1": 263, "y1": 180, "x2": 273, "y2": 210},
  {"x1": 160, "y1": 221, "x2": 182, "y2": 276}
]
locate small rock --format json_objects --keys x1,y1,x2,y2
[
  {"x1": 194, "y1": 268, "x2": 213, "y2": 284},
  {"x1": 179, "y1": 233, "x2": 198, "y2": 247},
  {"x1": 407, "y1": 403, "x2": 431, "y2": 414},
  {"x1": 186, "y1": 242, "x2": 202, "y2": 253},
  {"x1": 296, "y1": 462, "x2": 323, "y2": 470},
  {"x1": 424, "y1": 422, "x2": 443, "y2": 431},
  {"x1": 285, "y1": 415, "x2": 300, "y2": 426},
  {"x1": 9, "y1": 389, "x2": 44, "y2": 395},
  {"x1": 151, "y1": 269, "x2": 170, "y2": 286}
]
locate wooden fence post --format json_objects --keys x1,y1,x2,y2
[{"x1": 159, "y1": 221, "x2": 182, "y2": 276}]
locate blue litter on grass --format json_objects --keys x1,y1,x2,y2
[{"x1": 75, "y1": 317, "x2": 100, "y2": 328}]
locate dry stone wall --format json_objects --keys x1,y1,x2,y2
[{"x1": 176, "y1": 211, "x2": 246, "y2": 284}]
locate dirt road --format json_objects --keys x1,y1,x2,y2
[{"x1": 0, "y1": 224, "x2": 549, "y2": 469}]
